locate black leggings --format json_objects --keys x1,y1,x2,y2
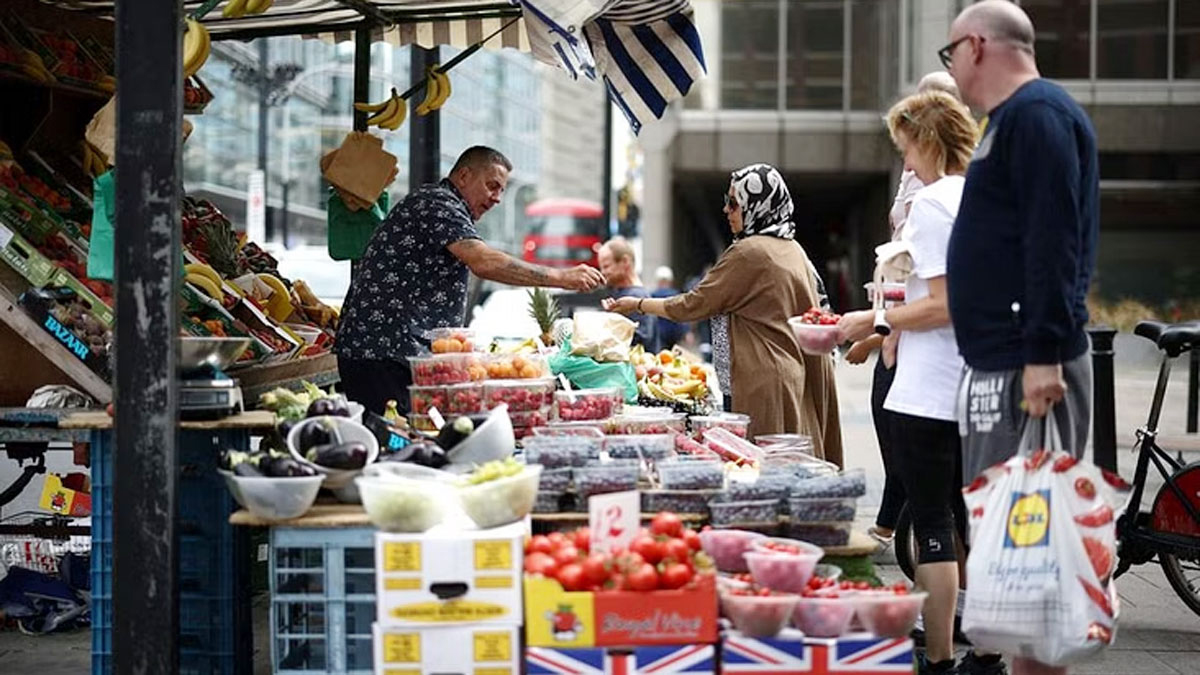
[
  {"x1": 891, "y1": 412, "x2": 967, "y2": 565},
  {"x1": 337, "y1": 356, "x2": 413, "y2": 416},
  {"x1": 872, "y1": 359, "x2": 905, "y2": 530}
]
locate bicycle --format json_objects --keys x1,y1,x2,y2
[{"x1": 891, "y1": 319, "x2": 1200, "y2": 617}]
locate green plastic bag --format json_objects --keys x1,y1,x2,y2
[
  {"x1": 87, "y1": 170, "x2": 115, "y2": 281},
  {"x1": 327, "y1": 189, "x2": 389, "y2": 261},
  {"x1": 548, "y1": 338, "x2": 639, "y2": 403}
]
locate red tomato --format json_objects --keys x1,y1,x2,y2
[
  {"x1": 557, "y1": 563, "x2": 587, "y2": 591},
  {"x1": 548, "y1": 531, "x2": 568, "y2": 546},
  {"x1": 627, "y1": 563, "x2": 659, "y2": 591},
  {"x1": 682, "y1": 528, "x2": 702, "y2": 552},
  {"x1": 524, "y1": 552, "x2": 558, "y2": 577},
  {"x1": 660, "y1": 563, "x2": 693, "y2": 590},
  {"x1": 854, "y1": 581, "x2": 871, "y2": 591},
  {"x1": 651, "y1": 511, "x2": 685, "y2": 538},
  {"x1": 630, "y1": 535, "x2": 664, "y2": 564},
  {"x1": 573, "y1": 527, "x2": 591, "y2": 552},
  {"x1": 582, "y1": 554, "x2": 610, "y2": 586},
  {"x1": 528, "y1": 535, "x2": 554, "y2": 556},
  {"x1": 605, "y1": 573, "x2": 626, "y2": 592},
  {"x1": 663, "y1": 538, "x2": 692, "y2": 565},
  {"x1": 553, "y1": 546, "x2": 581, "y2": 566}
]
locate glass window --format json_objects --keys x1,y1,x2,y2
[
  {"x1": 720, "y1": 0, "x2": 781, "y2": 109},
  {"x1": 785, "y1": 0, "x2": 844, "y2": 110},
  {"x1": 1177, "y1": 0, "x2": 1200, "y2": 79},
  {"x1": 850, "y1": 0, "x2": 899, "y2": 110},
  {"x1": 1098, "y1": 0, "x2": 1169, "y2": 79},
  {"x1": 1022, "y1": 0, "x2": 1091, "y2": 79}
]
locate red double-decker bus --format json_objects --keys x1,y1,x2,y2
[{"x1": 521, "y1": 198, "x2": 606, "y2": 269}]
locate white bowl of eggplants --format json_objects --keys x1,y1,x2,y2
[{"x1": 287, "y1": 416, "x2": 380, "y2": 497}]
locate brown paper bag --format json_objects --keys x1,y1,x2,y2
[
  {"x1": 322, "y1": 131, "x2": 397, "y2": 206},
  {"x1": 85, "y1": 96, "x2": 116, "y2": 162}
]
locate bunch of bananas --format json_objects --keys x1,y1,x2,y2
[
  {"x1": 222, "y1": 0, "x2": 274, "y2": 19},
  {"x1": 355, "y1": 87, "x2": 407, "y2": 131},
  {"x1": 80, "y1": 141, "x2": 109, "y2": 178},
  {"x1": 415, "y1": 65, "x2": 452, "y2": 116},
  {"x1": 183, "y1": 18, "x2": 210, "y2": 78},
  {"x1": 292, "y1": 280, "x2": 338, "y2": 329},
  {"x1": 185, "y1": 262, "x2": 226, "y2": 303},
  {"x1": 16, "y1": 48, "x2": 54, "y2": 84}
]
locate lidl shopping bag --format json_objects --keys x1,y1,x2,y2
[{"x1": 962, "y1": 420, "x2": 1125, "y2": 665}]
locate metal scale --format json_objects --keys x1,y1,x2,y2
[{"x1": 178, "y1": 337, "x2": 251, "y2": 420}]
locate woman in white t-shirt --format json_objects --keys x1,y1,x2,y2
[{"x1": 839, "y1": 91, "x2": 979, "y2": 675}]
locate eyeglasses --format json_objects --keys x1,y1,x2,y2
[{"x1": 937, "y1": 34, "x2": 980, "y2": 69}]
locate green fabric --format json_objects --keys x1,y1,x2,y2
[
  {"x1": 548, "y1": 338, "x2": 639, "y2": 403},
  {"x1": 87, "y1": 170, "x2": 115, "y2": 281},
  {"x1": 327, "y1": 189, "x2": 389, "y2": 261}
]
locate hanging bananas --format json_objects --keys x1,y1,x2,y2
[
  {"x1": 224, "y1": 0, "x2": 272, "y2": 18},
  {"x1": 355, "y1": 88, "x2": 407, "y2": 131},
  {"x1": 182, "y1": 18, "x2": 211, "y2": 78},
  {"x1": 415, "y1": 65, "x2": 452, "y2": 116}
]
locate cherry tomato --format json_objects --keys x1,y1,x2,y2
[
  {"x1": 651, "y1": 511, "x2": 685, "y2": 538},
  {"x1": 682, "y1": 528, "x2": 702, "y2": 552},
  {"x1": 582, "y1": 553, "x2": 610, "y2": 586},
  {"x1": 573, "y1": 527, "x2": 591, "y2": 552},
  {"x1": 854, "y1": 581, "x2": 871, "y2": 590},
  {"x1": 630, "y1": 534, "x2": 664, "y2": 565},
  {"x1": 548, "y1": 531, "x2": 569, "y2": 547},
  {"x1": 660, "y1": 563, "x2": 693, "y2": 590},
  {"x1": 627, "y1": 563, "x2": 659, "y2": 591},
  {"x1": 557, "y1": 563, "x2": 587, "y2": 591},
  {"x1": 524, "y1": 552, "x2": 558, "y2": 577},
  {"x1": 528, "y1": 535, "x2": 554, "y2": 556},
  {"x1": 605, "y1": 573, "x2": 626, "y2": 592},
  {"x1": 553, "y1": 546, "x2": 581, "y2": 566},
  {"x1": 663, "y1": 538, "x2": 692, "y2": 565}
]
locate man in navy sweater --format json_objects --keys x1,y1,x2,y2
[{"x1": 944, "y1": 3, "x2": 1098, "y2": 675}]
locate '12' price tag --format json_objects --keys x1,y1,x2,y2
[{"x1": 588, "y1": 490, "x2": 639, "y2": 554}]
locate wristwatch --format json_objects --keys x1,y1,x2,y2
[{"x1": 873, "y1": 308, "x2": 892, "y2": 336}]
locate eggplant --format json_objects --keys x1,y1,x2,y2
[
  {"x1": 297, "y1": 421, "x2": 333, "y2": 452},
  {"x1": 380, "y1": 444, "x2": 417, "y2": 463},
  {"x1": 277, "y1": 418, "x2": 297, "y2": 439},
  {"x1": 306, "y1": 441, "x2": 369, "y2": 470},
  {"x1": 220, "y1": 449, "x2": 251, "y2": 471},
  {"x1": 306, "y1": 398, "x2": 342, "y2": 418},
  {"x1": 436, "y1": 416, "x2": 475, "y2": 450},
  {"x1": 327, "y1": 398, "x2": 351, "y2": 417},
  {"x1": 233, "y1": 461, "x2": 264, "y2": 477},
  {"x1": 411, "y1": 441, "x2": 448, "y2": 469},
  {"x1": 264, "y1": 456, "x2": 318, "y2": 477}
]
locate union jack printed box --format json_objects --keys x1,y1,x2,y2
[
  {"x1": 526, "y1": 644, "x2": 718, "y2": 674},
  {"x1": 721, "y1": 628, "x2": 914, "y2": 674}
]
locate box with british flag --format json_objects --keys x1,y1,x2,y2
[
  {"x1": 526, "y1": 644, "x2": 718, "y2": 674},
  {"x1": 721, "y1": 628, "x2": 914, "y2": 674}
]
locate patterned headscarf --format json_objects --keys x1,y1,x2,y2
[{"x1": 729, "y1": 164, "x2": 796, "y2": 241}]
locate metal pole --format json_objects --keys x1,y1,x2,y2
[
  {"x1": 409, "y1": 46, "x2": 441, "y2": 188},
  {"x1": 353, "y1": 27, "x2": 371, "y2": 132},
  {"x1": 601, "y1": 100, "x2": 613, "y2": 236},
  {"x1": 258, "y1": 39, "x2": 273, "y2": 241},
  {"x1": 1089, "y1": 326, "x2": 1118, "y2": 472},
  {"x1": 1187, "y1": 348, "x2": 1198, "y2": 434},
  {"x1": 113, "y1": 0, "x2": 182, "y2": 671}
]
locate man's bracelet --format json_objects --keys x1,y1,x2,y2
[{"x1": 638, "y1": 298, "x2": 645, "y2": 312}]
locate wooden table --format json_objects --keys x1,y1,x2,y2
[{"x1": 59, "y1": 409, "x2": 276, "y2": 430}]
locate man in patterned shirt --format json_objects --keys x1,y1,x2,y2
[{"x1": 336, "y1": 146, "x2": 606, "y2": 415}]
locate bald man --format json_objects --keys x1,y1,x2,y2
[
  {"x1": 598, "y1": 237, "x2": 654, "y2": 347},
  {"x1": 944, "y1": 3, "x2": 1099, "y2": 675}
]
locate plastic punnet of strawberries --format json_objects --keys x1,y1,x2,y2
[{"x1": 797, "y1": 307, "x2": 841, "y2": 326}]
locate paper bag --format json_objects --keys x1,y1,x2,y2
[
  {"x1": 85, "y1": 96, "x2": 116, "y2": 162},
  {"x1": 322, "y1": 131, "x2": 397, "y2": 206}
]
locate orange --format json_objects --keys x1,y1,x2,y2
[
  {"x1": 519, "y1": 364, "x2": 540, "y2": 378},
  {"x1": 658, "y1": 351, "x2": 674, "y2": 365},
  {"x1": 512, "y1": 355, "x2": 527, "y2": 371},
  {"x1": 447, "y1": 338, "x2": 464, "y2": 353}
]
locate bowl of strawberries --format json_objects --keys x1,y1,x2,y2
[{"x1": 788, "y1": 308, "x2": 842, "y2": 355}]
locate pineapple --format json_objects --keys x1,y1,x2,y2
[
  {"x1": 199, "y1": 221, "x2": 244, "y2": 279},
  {"x1": 527, "y1": 287, "x2": 560, "y2": 346}
]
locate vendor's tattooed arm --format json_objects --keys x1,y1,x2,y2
[{"x1": 448, "y1": 239, "x2": 605, "y2": 291}]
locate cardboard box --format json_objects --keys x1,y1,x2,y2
[
  {"x1": 524, "y1": 574, "x2": 718, "y2": 648},
  {"x1": 0, "y1": 222, "x2": 57, "y2": 286},
  {"x1": 526, "y1": 644, "x2": 717, "y2": 674},
  {"x1": 375, "y1": 522, "x2": 525, "y2": 627},
  {"x1": 373, "y1": 623, "x2": 519, "y2": 675},
  {"x1": 721, "y1": 629, "x2": 914, "y2": 674}
]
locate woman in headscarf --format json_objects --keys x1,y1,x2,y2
[{"x1": 602, "y1": 164, "x2": 843, "y2": 465}]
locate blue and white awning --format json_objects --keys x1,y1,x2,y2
[{"x1": 516, "y1": 0, "x2": 706, "y2": 134}]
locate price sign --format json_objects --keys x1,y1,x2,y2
[{"x1": 588, "y1": 490, "x2": 639, "y2": 554}]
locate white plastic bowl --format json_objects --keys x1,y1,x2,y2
[
  {"x1": 787, "y1": 317, "x2": 841, "y2": 355},
  {"x1": 356, "y1": 474, "x2": 454, "y2": 532},
  {"x1": 222, "y1": 473, "x2": 323, "y2": 521},
  {"x1": 458, "y1": 464, "x2": 542, "y2": 529},
  {"x1": 287, "y1": 416, "x2": 380, "y2": 494},
  {"x1": 852, "y1": 591, "x2": 928, "y2": 638},
  {"x1": 445, "y1": 404, "x2": 515, "y2": 467}
]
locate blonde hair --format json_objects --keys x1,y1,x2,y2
[
  {"x1": 886, "y1": 91, "x2": 978, "y2": 177},
  {"x1": 916, "y1": 71, "x2": 960, "y2": 101}
]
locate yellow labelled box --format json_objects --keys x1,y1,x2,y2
[{"x1": 373, "y1": 623, "x2": 519, "y2": 675}]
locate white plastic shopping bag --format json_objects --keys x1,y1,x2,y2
[{"x1": 961, "y1": 419, "x2": 1125, "y2": 665}]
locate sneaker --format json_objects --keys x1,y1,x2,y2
[
  {"x1": 958, "y1": 651, "x2": 1007, "y2": 675},
  {"x1": 915, "y1": 651, "x2": 959, "y2": 675},
  {"x1": 868, "y1": 525, "x2": 895, "y2": 550}
]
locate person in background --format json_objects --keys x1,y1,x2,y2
[
  {"x1": 651, "y1": 266, "x2": 685, "y2": 352},
  {"x1": 336, "y1": 146, "x2": 605, "y2": 415},
  {"x1": 597, "y1": 237, "x2": 654, "y2": 347},
  {"x1": 839, "y1": 91, "x2": 978, "y2": 675},
  {"x1": 603, "y1": 164, "x2": 843, "y2": 464},
  {"x1": 944, "y1": 3, "x2": 1100, "y2": 675},
  {"x1": 845, "y1": 69, "x2": 964, "y2": 550}
]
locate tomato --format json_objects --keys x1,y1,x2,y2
[
  {"x1": 682, "y1": 528, "x2": 702, "y2": 552},
  {"x1": 892, "y1": 582, "x2": 909, "y2": 594},
  {"x1": 651, "y1": 511, "x2": 685, "y2": 538},
  {"x1": 573, "y1": 527, "x2": 591, "y2": 552},
  {"x1": 854, "y1": 581, "x2": 871, "y2": 591},
  {"x1": 630, "y1": 535, "x2": 664, "y2": 565},
  {"x1": 1074, "y1": 504, "x2": 1115, "y2": 528},
  {"x1": 524, "y1": 552, "x2": 558, "y2": 577},
  {"x1": 548, "y1": 531, "x2": 568, "y2": 546},
  {"x1": 663, "y1": 538, "x2": 692, "y2": 565},
  {"x1": 605, "y1": 573, "x2": 626, "y2": 592},
  {"x1": 582, "y1": 554, "x2": 610, "y2": 586},
  {"x1": 557, "y1": 563, "x2": 587, "y2": 591},
  {"x1": 528, "y1": 535, "x2": 554, "y2": 556},
  {"x1": 660, "y1": 563, "x2": 693, "y2": 590},
  {"x1": 553, "y1": 546, "x2": 581, "y2": 566},
  {"x1": 1082, "y1": 536, "x2": 1114, "y2": 581},
  {"x1": 1074, "y1": 477, "x2": 1097, "y2": 500},
  {"x1": 627, "y1": 563, "x2": 660, "y2": 591}
]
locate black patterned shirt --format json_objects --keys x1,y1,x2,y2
[{"x1": 335, "y1": 179, "x2": 480, "y2": 362}]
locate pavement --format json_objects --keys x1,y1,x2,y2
[{"x1": 1, "y1": 340, "x2": 1198, "y2": 673}]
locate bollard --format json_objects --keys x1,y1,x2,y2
[{"x1": 1089, "y1": 326, "x2": 1118, "y2": 472}]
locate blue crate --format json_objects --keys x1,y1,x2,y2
[
  {"x1": 90, "y1": 429, "x2": 243, "y2": 675},
  {"x1": 270, "y1": 527, "x2": 376, "y2": 675}
]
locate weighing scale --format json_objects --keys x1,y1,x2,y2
[{"x1": 178, "y1": 338, "x2": 251, "y2": 420}]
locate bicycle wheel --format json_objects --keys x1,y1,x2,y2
[
  {"x1": 1160, "y1": 552, "x2": 1200, "y2": 617},
  {"x1": 894, "y1": 505, "x2": 918, "y2": 581}
]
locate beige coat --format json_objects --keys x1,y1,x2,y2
[{"x1": 663, "y1": 236, "x2": 843, "y2": 466}]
